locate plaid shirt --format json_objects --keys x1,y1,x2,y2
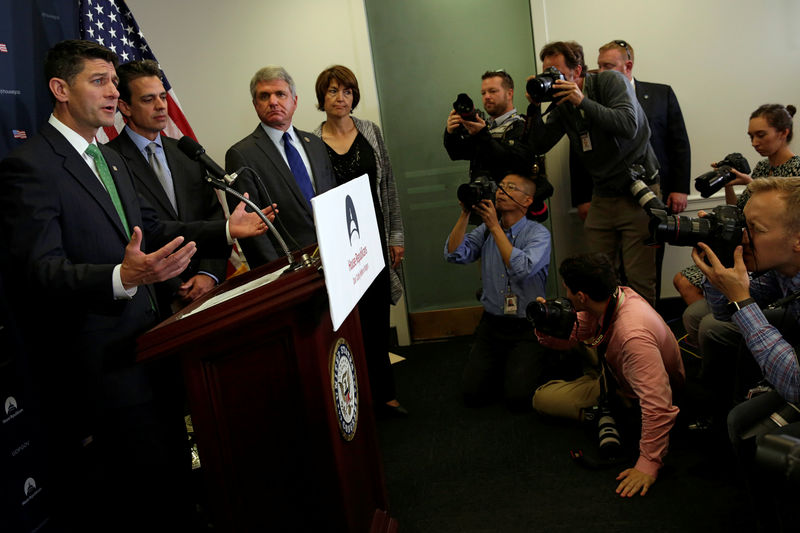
[{"x1": 704, "y1": 270, "x2": 800, "y2": 402}]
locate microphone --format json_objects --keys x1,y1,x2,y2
[
  {"x1": 176, "y1": 136, "x2": 300, "y2": 269},
  {"x1": 177, "y1": 136, "x2": 239, "y2": 185}
]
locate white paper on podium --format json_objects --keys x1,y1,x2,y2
[{"x1": 312, "y1": 174, "x2": 384, "y2": 331}]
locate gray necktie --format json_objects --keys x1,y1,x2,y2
[{"x1": 145, "y1": 142, "x2": 177, "y2": 212}]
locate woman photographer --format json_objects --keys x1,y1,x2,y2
[
  {"x1": 674, "y1": 104, "x2": 799, "y2": 307},
  {"x1": 313, "y1": 65, "x2": 407, "y2": 417}
]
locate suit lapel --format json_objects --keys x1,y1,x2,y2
[
  {"x1": 100, "y1": 144, "x2": 140, "y2": 237},
  {"x1": 43, "y1": 124, "x2": 131, "y2": 243},
  {"x1": 114, "y1": 132, "x2": 179, "y2": 219},
  {"x1": 252, "y1": 126, "x2": 313, "y2": 216}
]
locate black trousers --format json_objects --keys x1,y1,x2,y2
[
  {"x1": 462, "y1": 312, "x2": 552, "y2": 411},
  {"x1": 358, "y1": 266, "x2": 396, "y2": 405}
]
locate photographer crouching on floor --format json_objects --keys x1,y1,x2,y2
[
  {"x1": 691, "y1": 177, "x2": 800, "y2": 530},
  {"x1": 444, "y1": 171, "x2": 553, "y2": 412},
  {"x1": 532, "y1": 253, "x2": 685, "y2": 496}
]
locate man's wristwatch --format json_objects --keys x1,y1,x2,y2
[{"x1": 727, "y1": 297, "x2": 756, "y2": 314}]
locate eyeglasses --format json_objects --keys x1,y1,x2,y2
[
  {"x1": 498, "y1": 182, "x2": 530, "y2": 196},
  {"x1": 614, "y1": 40, "x2": 632, "y2": 60}
]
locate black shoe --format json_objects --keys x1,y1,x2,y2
[{"x1": 378, "y1": 402, "x2": 409, "y2": 418}]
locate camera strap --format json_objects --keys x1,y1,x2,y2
[{"x1": 583, "y1": 288, "x2": 622, "y2": 403}]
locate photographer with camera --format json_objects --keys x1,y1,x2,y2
[
  {"x1": 444, "y1": 70, "x2": 532, "y2": 183},
  {"x1": 692, "y1": 177, "x2": 800, "y2": 531},
  {"x1": 525, "y1": 41, "x2": 660, "y2": 306},
  {"x1": 532, "y1": 253, "x2": 685, "y2": 496},
  {"x1": 445, "y1": 171, "x2": 552, "y2": 411}
]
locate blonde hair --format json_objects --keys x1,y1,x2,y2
[{"x1": 748, "y1": 177, "x2": 800, "y2": 234}]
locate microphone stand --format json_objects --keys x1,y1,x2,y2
[{"x1": 205, "y1": 175, "x2": 308, "y2": 270}]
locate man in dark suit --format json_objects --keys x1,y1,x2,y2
[
  {"x1": 597, "y1": 39, "x2": 691, "y2": 214},
  {"x1": 0, "y1": 40, "x2": 270, "y2": 530},
  {"x1": 226, "y1": 65, "x2": 336, "y2": 268},
  {"x1": 107, "y1": 59, "x2": 227, "y2": 316}
]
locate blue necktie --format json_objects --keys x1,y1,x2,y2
[{"x1": 282, "y1": 132, "x2": 314, "y2": 206}]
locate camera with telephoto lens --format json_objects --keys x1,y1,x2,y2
[
  {"x1": 453, "y1": 93, "x2": 479, "y2": 122},
  {"x1": 648, "y1": 204, "x2": 745, "y2": 267},
  {"x1": 457, "y1": 175, "x2": 497, "y2": 209},
  {"x1": 525, "y1": 297, "x2": 577, "y2": 339},
  {"x1": 526, "y1": 66, "x2": 566, "y2": 103},
  {"x1": 583, "y1": 403, "x2": 623, "y2": 458},
  {"x1": 629, "y1": 164, "x2": 665, "y2": 217},
  {"x1": 694, "y1": 153, "x2": 752, "y2": 198}
]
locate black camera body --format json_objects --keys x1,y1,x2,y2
[
  {"x1": 648, "y1": 204, "x2": 746, "y2": 267},
  {"x1": 526, "y1": 297, "x2": 577, "y2": 339},
  {"x1": 457, "y1": 175, "x2": 497, "y2": 208},
  {"x1": 694, "y1": 153, "x2": 752, "y2": 198},
  {"x1": 526, "y1": 66, "x2": 566, "y2": 103},
  {"x1": 453, "y1": 93, "x2": 479, "y2": 122}
]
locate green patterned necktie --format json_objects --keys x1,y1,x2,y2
[{"x1": 85, "y1": 143, "x2": 130, "y2": 236}]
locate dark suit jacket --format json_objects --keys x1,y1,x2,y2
[
  {"x1": 634, "y1": 80, "x2": 691, "y2": 197},
  {"x1": 0, "y1": 122, "x2": 229, "y2": 441},
  {"x1": 106, "y1": 129, "x2": 228, "y2": 315},
  {"x1": 569, "y1": 79, "x2": 691, "y2": 206},
  {"x1": 225, "y1": 124, "x2": 335, "y2": 267}
]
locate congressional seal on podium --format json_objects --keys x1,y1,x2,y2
[{"x1": 330, "y1": 338, "x2": 359, "y2": 441}]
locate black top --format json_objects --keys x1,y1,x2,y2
[{"x1": 325, "y1": 131, "x2": 387, "y2": 248}]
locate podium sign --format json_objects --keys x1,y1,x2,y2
[{"x1": 312, "y1": 174, "x2": 385, "y2": 330}]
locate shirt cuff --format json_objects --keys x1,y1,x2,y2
[
  {"x1": 197, "y1": 271, "x2": 220, "y2": 285},
  {"x1": 634, "y1": 456, "x2": 661, "y2": 479},
  {"x1": 112, "y1": 264, "x2": 137, "y2": 300},
  {"x1": 225, "y1": 220, "x2": 233, "y2": 245}
]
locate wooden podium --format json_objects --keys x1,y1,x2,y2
[{"x1": 137, "y1": 253, "x2": 396, "y2": 532}]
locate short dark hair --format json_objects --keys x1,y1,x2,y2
[
  {"x1": 116, "y1": 59, "x2": 162, "y2": 103},
  {"x1": 751, "y1": 103, "x2": 796, "y2": 143},
  {"x1": 559, "y1": 253, "x2": 618, "y2": 302},
  {"x1": 481, "y1": 70, "x2": 514, "y2": 90},
  {"x1": 45, "y1": 39, "x2": 118, "y2": 86},
  {"x1": 315, "y1": 65, "x2": 361, "y2": 112},
  {"x1": 539, "y1": 41, "x2": 586, "y2": 77}
]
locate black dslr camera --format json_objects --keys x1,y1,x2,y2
[
  {"x1": 648, "y1": 204, "x2": 746, "y2": 267},
  {"x1": 453, "y1": 93, "x2": 479, "y2": 122},
  {"x1": 526, "y1": 297, "x2": 577, "y2": 339},
  {"x1": 694, "y1": 153, "x2": 751, "y2": 198},
  {"x1": 525, "y1": 66, "x2": 566, "y2": 103},
  {"x1": 457, "y1": 175, "x2": 497, "y2": 208}
]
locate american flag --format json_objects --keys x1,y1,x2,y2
[
  {"x1": 79, "y1": 0, "x2": 245, "y2": 272},
  {"x1": 12, "y1": 130, "x2": 28, "y2": 140},
  {"x1": 78, "y1": 0, "x2": 196, "y2": 143},
  {"x1": 0, "y1": 43, "x2": 8, "y2": 53}
]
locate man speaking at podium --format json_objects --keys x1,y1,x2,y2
[{"x1": 0, "y1": 40, "x2": 271, "y2": 530}]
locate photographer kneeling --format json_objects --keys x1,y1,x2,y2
[
  {"x1": 691, "y1": 177, "x2": 800, "y2": 529},
  {"x1": 532, "y1": 253, "x2": 685, "y2": 496},
  {"x1": 445, "y1": 171, "x2": 552, "y2": 411}
]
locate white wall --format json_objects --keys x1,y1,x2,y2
[
  {"x1": 128, "y1": 0, "x2": 800, "y2": 300},
  {"x1": 127, "y1": 0, "x2": 381, "y2": 163}
]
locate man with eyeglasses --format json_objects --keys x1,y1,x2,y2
[
  {"x1": 445, "y1": 171, "x2": 553, "y2": 411},
  {"x1": 526, "y1": 41, "x2": 659, "y2": 306},
  {"x1": 692, "y1": 177, "x2": 800, "y2": 528},
  {"x1": 444, "y1": 70, "x2": 532, "y2": 184}
]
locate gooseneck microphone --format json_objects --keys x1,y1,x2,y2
[
  {"x1": 177, "y1": 136, "x2": 298, "y2": 268},
  {"x1": 177, "y1": 136, "x2": 239, "y2": 185}
]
